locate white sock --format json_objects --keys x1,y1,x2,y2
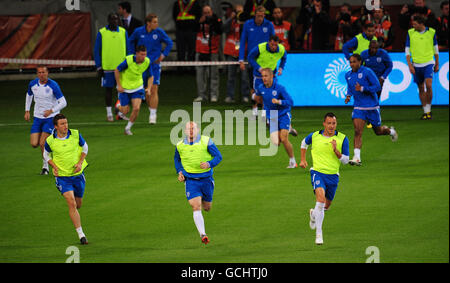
[
  {"x1": 150, "y1": 108, "x2": 157, "y2": 116},
  {"x1": 289, "y1": 157, "x2": 296, "y2": 164},
  {"x1": 313, "y1": 202, "x2": 325, "y2": 235},
  {"x1": 354, "y1": 148, "x2": 361, "y2": 160},
  {"x1": 42, "y1": 159, "x2": 48, "y2": 170},
  {"x1": 76, "y1": 226, "x2": 85, "y2": 239},
  {"x1": 125, "y1": 121, "x2": 134, "y2": 130},
  {"x1": 193, "y1": 210, "x2": 206, "y2": 236},
  {"x1": 426, "y1": 104, "x2": 431, "y2": 113},
  {"x1": 252, "y1": 106, "x2": 258, "y2": 115},
  {"x1": 106, "y1": 107, "x2": 112, "y2": 116},
  {"x1": 390, "y1": 127, "x2": 397, "y2": 136}
]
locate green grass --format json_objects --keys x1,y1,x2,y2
[{"x1": 0, "y1": 73, "x2": 448, "y2": 263}]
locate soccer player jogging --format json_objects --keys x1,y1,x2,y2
[
  {"x1": 344, "y1": 54, "x2": 398, "y2": 166},
  {"x1": 299, "y1": 113, "x2": 350, "y2": 245},
  {"x1": 405, "y1": 15, "x2": 440, "y2": 120},
  {"x1": 24, "y1": 66, "x2": 67, "y2": 175},
  {"x1": 114, "y1": 45, "x2": 153, "y2": 135},
  {"x1": 174, "y1": 122, "x2": 222, "y2": 244},
  {"x1": 43, "y1": 114, "x2": 89, "y2": 245},
  {"x1": 360, "y1": 40, "x2": 393, "y2": 128},
  {"x1": 255, "y1": 68, "x2": 297, "y2": 168},
  {"x1": 129, "y1": 13, "x2": 173, "y2": 124}
]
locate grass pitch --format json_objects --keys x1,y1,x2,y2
[{"x1": 0, "y1": 73, "x2": 448, "y2": 263}]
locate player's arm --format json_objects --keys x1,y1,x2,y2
[
  {"x1": 433, "y1": 33, "x2": 439, "y2": 72},
  {"x1": 342, "y1": 37, "x2": 357, "y2": 60},
  {"x1": 44, "y1": 82, "x2": 67, "y2": 117},
  {"x1": 43, "y1": 141, "x2": 59, "y2": 176},
  {"x1": 202, "y1": 139, "x2": 222, "y2": 169},
  {"x1": 115, "y1": 60, "x2": 128, "y2": 93},
  {"x1": 339, "y1": 137, "x2": 350, "y2": 165},
  {"x1": 382, "y1": 51, "x2": 393, "y2": 80},
  {"x1": 278, "y1": 50, "x2": 287, "y2": 76},
  {"x1": 299, "y1": 133, "x2": 313, "y2": 168},
  {"x1": 74, "y1": 133, "x2": 88, "y2": 173},
  {"x1": 94, "y1": 31, "x2": 103, "y2": 75},
  {"x1": 272, "y1": 86, "x2": 293, "y2": 107},
  {"x1": 238, "y1": 22, "x2": 248, "y2": 69},
  {"x1": 160, "y1": 30, "x2": 174, "y2": 62},
  {"x1": 345, "y1": 74, "x2": 352, "y2": 104},
  {"x1": 24, "y1": 85, "x2": 33, "y2": 121},
  {"x1": 247, "y1": 46, "x2": 261, "y2": 72},
  {"x1": 174, "y1": 148, "x2": 185, "y2": 182},
  {"x1": 405, "y1": 33, "x2": 415, "y2": 75},
  {"x1": 362, "y1": 68, "x2": 381, "y2": 94}
]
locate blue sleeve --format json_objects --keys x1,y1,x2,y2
[
  {"x1": 239, "y1": 23, "x2": 248, "y2": 61},
  {"x1": 145, "y1": 63, "x2": 153, "y2": 78},
  {"x1": 174, "y1": 148, "x2": 184, "y2": 173},
  {"x1": 247, "y1": 46, "x2": 261, "y2": 70},
  {"x1": 94, "y1": 32, "x2": 102, "y2": 68},
  {"x1": 405, "y1": 33, "x2": 410, "y2": 48},
  {"x1": 254, "y1": 84, "x2": 262, "y2": 96},
  {"x1": 304, "y1": 132, "x2": 314, "y2": 145},
  {"x1": 269, "y1": 21, "x2": 275, "y2": 36},
  {"x1": 49, "y1": 81, "x2": 63, "y2": 99},
  {"x1": 342, "y1": 37, "x2": 357, "y2": 60},
  {"x1": 364, "y1": 68, "x2": 381, "y2": 93},
  {"x1": 78, "y1": 132, "x2": 86, "y2": 146},
  {"x1": 161, "y1": 30, "x2": 174, "y2": 57},
  {"x1": 279, "y1": 86, "x2": 293, "y2": 107},
  {"x1": 345, "y1": 72, "x2": 353, "y2": 97},
  {"x1": 341, "y1": 136, "x2": 350, "y2": 156},
  {"x1": 207, "y1": 140, "x2": 222, "y2": 168},
  {"x1": 44, "y1": 141, "x2": 52, "y2": 152},
  {"x1": 433, "y1": 33, "x2": 438, "y2": 46},
  {"x1": 117, "y1": 59, "x2": 128, "y2": 71},
  {"x1": 27, "y1": 81, "x2": 34, "y2": 96},
  {"x1": 382, "y1": 51, "x2": 393, "y2": 79},
  {"x1": 279, "y1": 49, "x2": 287, "y2": 70},
  {"x1": 360, "y1": 50, "x2": 368, "y2": 63},
  {"x1": 125, "y1": 30, "x2": 131, "y2": 55}
]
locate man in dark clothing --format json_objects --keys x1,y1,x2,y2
[
  {"x1": 398, "y1": 0, "x2": 438, "y2": 31},
  {"x1": 296, "y1": 0, "x2": 331, "y2": 50},
  {"x1": 173, "y1": 0, "x2": 202, "y2": 62}
]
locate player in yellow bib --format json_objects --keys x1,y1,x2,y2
[
  {"x1": 43, "y1": 114, "x2": 89, "y2": 245},
  {"x1": 114, "y1": 45, "x2": 153, "y2": 135},
  {"x1": 174, "y1": 122, "x2": 222, "y2": 245},
  {"x1": 299, "y1": 113, "x2": 350, "y2": 245}
]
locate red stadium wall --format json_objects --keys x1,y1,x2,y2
[{"x1": 0, "y1": 12, "x2": 92, "y2": 69}]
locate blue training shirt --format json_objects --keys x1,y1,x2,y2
[
  {"x1": 247, "y1": 43, "x2": 287, "y2": 77},
  {"x1": 174, "y1": 135, "x2": 222, "y2": 179},
  {"x1": 239, "y1": 18, "x2": 275, "y2": 61},
  {"x1": 255, "y1": 81, "x2": 293, "y2": 119},
  {"x1": 360, "y1": 48, "x2": 393, "y2": 79},
  {"x1": 128, "y1": 26, "x2": 173, "y2": 63},
  {"x1": 345, "y1": 65, "x2": 381, "y2": 108}
]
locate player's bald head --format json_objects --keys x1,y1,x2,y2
[{"x1": 185, "y1": 121, "x2": 199, "y2": 139}]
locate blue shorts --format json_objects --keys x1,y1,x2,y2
[
  {"x1": 118, "y1": 89, "x2": 145, "y2": 107},
  {"x1": 101, "y1": 71, "x2": 116, "y2": 88},
  {"x1": 269, "y1": 112, "x2": 291, "y2": 133},
  {"x1": 56, "y1": 173, "x2": 86, "y2": 198},
  {"x1": 185, "y1": 176, "x2": 215, "y2": 202},
  {"x1": 352, "y1": 108, "x2": 382, "y2": 127},
  {"x1": 30, "y1": 117, "x2": 54, "y2": 134},
  {"x1": 144, "y1": 63, "x2": 161, "y2": 87},
  {"x1": 310, "y1": 170, "x2": 339, "y2": 201},
  {"x1": 413, "y1": 64, "x2": 434, "y2": 84}
]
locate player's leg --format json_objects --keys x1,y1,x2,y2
[
  {"x1": 117, "y1": 92, "x2": 130, "y2": 119},
  {"x1": 185, "y1": 178, "x2": 208, "y2": 243},
  {"x1": 210, "y1": 54, "x2": 219, "y2": 102},
  {"x1": 350, "y1": 116, "x2": 365, "y2": 165},
  {"x1": 105, "y1": 87, "x2": 113, "y2": 121},
  {"x1": 270, "y1": 131, "x2": 281, "y2": 146},
  {"x1": 424, "y1": 76, "x2": 433, "y2": 119},
  {"x1": 147, "y1": 64, "x2": 161, "y2": 124},
  {"x1": 124, "y1": 97, "x2": 142, "y2": 135},
  {"x1": 279, "y1": 129, "x2": 297, "y2": 168},
  {"x1": 312, "y1": 185, "x2": 326, "y2": 245},
  {"x1": 39, "y1": 131, "x2": 51, "y2": 174}
]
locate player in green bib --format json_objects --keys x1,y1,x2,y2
[
  {"x1": 114, "y1": 45, "x2": 153, "y2": 135},
  {"x1": 405, "y1": 15, "x2": 440, "y2": 120},
  {"x1": 43, "y1": 114, "x2": 89, "y2": 245},
  {"x1": 174, "y1": 122, "x2": 222, "y2": 245},
  {"x1": 299, "y1": 113, "x2": 350, "y2": 245}
]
